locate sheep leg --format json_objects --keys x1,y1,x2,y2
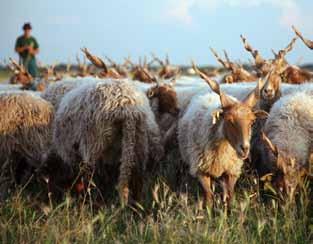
[
  {"x1": 198, "y1": 174, "x2": 214, "y2": 207},
  {"x1": 222, "y1": 174, "x2": 237, "y2": 208},
  {"x1": 130, "y1": 165, "x2": 143, "y2": 203}
]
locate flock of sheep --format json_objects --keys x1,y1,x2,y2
[{"x1": 1, "y1": 26, "x2": 313, "y2": 208}]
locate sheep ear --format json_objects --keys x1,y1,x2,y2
[
  {"x1": 254, "y1": 110, "x2": 269, "y2": 119},
  {"x1": 261, "y1": 132, "x2": 278, "y2": 157},
  {"x1": 243, "y1": 78, "x2": 265, "y2": 108},
  {"x1": 211, "y1": 109, "x2": 223, "y2": 125},
  {"x1": 147, "y1": 89, "x2": 154, "y2": 98}
]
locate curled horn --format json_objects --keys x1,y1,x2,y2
[
  {"x1": 277, "y1": 37, "x2": 297, "y2": 60},
  {"x1": 151, "y1": 53, "x2": 165, "y2": 67},
  {"x1": 81, "y1": 47, "x2": 108, "y2": 73},
  {"x1": 124, "y1": 57, "x2": 134, "y2": 68},
  {"x1": 240, "y1": 34, "x2": 265, "y2": 65},
  {"x1": 9, "y1": 58, "x2": 25, "y2": 72},
  {"x1": 105, "y1": 56, "x2": 118, "y2": 68},
  {"x1": 192, "y1": 61, "x2": 235, "y2": 108},
  {"x1": 223, "y1": 50, "x2": 236, "y2": 72},
  {"x1": 169, "y1": 70, "x2": 181, "y2": 87},
  {"x1": 139, "y1": 66, "x2": 160, "y2": 86},
  {"x1": 261, "y1": 132, "x2": 278, "y2": 157},
  {"x1": 165, "y1": 54, "x2": 170, "y2": 65},
  {"x1": 292, "y1": 25, "x2": 313, "y2": 49},
  {"x1": 243, "y1": 70, "x2": 269, "y2": 108},
  {"x1": 271, "y1": 49, "x2": 278, "y2": 59},
  {"x1": 210, "y1": 47, "x2": 229, "y2": 69},
  {"x1": 240, "y1": 34, "x2": 257, "y2": 57}
]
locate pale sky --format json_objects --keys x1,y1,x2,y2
[{"x1": 1, "y1": 0, "x2": 312, "y2": 65}]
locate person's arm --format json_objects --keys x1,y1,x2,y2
[
  {"x1": 28, "y1": 46, "x2": 39, "y2": 55},
  {"x1": 15, "y1": 37, "x2": 27, "y2": 54},
  {"x1": 28, "y1": 37, "x2": 40, "y2": 56}
]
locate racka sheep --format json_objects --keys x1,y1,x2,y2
[
  {"x1": 256, "y1": 92, "x2": 313, "y2": 200},
  {"x1": 0, "y1": 91, "x2": 54, "y2": 199},
  {"x1": 53, "y1": 79, "x2": 163, "y2": 204},
  {"x1": 178, "y1": 66, "x2": 267, "y2": 207},
  {"x1": 41, "y1": 77, "x2": 100, "y2": 110}
]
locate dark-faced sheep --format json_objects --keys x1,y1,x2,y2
[{"x1": 178, "y1": 65, "x2": 267, "y2": 207}]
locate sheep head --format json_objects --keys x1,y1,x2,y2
[
  {"x1": 261, "y1": 69, "x2": 282, "y2": 102},
  {"x1": 81, "y1": 48, "x2": 122, "y2": 79},
  {"x1": 145, "y1": 68, "x2": 180, "y2": 116},
  {"x1": 193, "y1": 62, "x2": 268, "y2": 160},
  {"x1": 211, "y1": 48, "x2": 256, "y2": 83},
  {"x1": 152, "y1": 53, "x2": 180, "y2": 79},
  {"x1": 9, "y1": 58, "x2": 33, "y2": 86},
  {"x1": 128, "y1": 57, "x2": 155, "y2": 83},
  {"x1": 240, "y1": 35, "x2": 266, "y2": 70},
  {"x1": 282, "y1": 65, "x2": 313, "y2": 84},
  {"x1": 261, "y1": 132, "x2": 303, "y2": 199},
  {"x1": 105, "y1": 56, "x2": 128, "y2": 78}
]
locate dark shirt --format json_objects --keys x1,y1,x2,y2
[{"x1": 15, "y1": 35, "x2": 39, "y2": 60}]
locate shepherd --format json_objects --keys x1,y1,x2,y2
[{"x1": 15, "y1": 23, "x2": 39, "y2": 77}]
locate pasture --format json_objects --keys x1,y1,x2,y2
[
  {"x1": 1, "y1": 153, "x2": 312, "y2": 243},
  {"x1": 1, "y1": 28, "x2": 313, "y2": 243}
]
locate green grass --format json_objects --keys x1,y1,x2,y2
[
  {"x1": 0, "y1": 70, "x2": 10, "y2": 83},
  {"x1": 1, "y1": 151, "x2": 312, "y2": 244}
]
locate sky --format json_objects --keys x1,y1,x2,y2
[{"x1": 1, "y1": 0, "x2": 313, "y2": 66}]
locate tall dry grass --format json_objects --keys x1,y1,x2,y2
[{"x1": 1, "y1": 149, "x2": 312, "y2": 243}]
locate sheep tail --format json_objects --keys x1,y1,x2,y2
[{"x1": 117, "y1": 118, "x2": 137, "y2": 205}]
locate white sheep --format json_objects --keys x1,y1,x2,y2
[
  {"x1": 257, "y1": 91, "x2": 313, "y2": 199},
  {"x1": 53, "y1": 79, "x2": 163, "y2": 204},
  {"x1": 178, "y1": 67, "x2": 267, "y2": 207},
  {"x1": 0, "y1": 90, "x2": 55, "y2": 200}
]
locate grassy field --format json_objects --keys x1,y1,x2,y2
[
  {"x1": 0, "y1": 70, "x2": 10, "y2": 83},
  {"x1": 1, "y1": 150, "x2": 312, "y2": 244},
  {"x1": 0, "y1": 68, "x2": 312, "y2": 243}
]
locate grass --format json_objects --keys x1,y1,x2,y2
[
  {"x1": 0, "y1": 70, "x2": 10, "y2": 83},
  {"x1": 1, "y1": 150, "x2": 312, "y2": 244},
  {"x1": 0, "y1": 68, "x2": 312, "y2": 243}
]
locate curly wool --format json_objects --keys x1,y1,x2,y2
[
  {"x1": 0, "y1": 91, "x2": 54, "y2": 168},
  {"x1": 264, "y1": 92, "x2": 313, "y2": 170},
  {"x1": 41, "y1": 77, "x2": 100, "y2": 110},
  {"x1": 178, "y1": 92, "x2": 243, "y2": 178},
  {"x1": 54, "y1": 80, "x2": 163, "y2": 180}
]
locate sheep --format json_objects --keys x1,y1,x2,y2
[
  {"x1": 81, "y1": 48, "x2": 124, "y2": 79},
  {"x1": 53, "y1": 79, "x2": 164, "y2": 204},
  {"x1": 178, "y1": 65, "x2": 267, "y2": 207},
  {"x1": 254, "y1": 92, "x2": 313, "y2": 200},
  {"x1": 240, "y1": 35, "x2": 298, "y2": 79},
  {"x1": 105, "y1": 55, "x2": 129, "y2": 78},
  {"x1": 260, "y1": 69, "x2": 313, "y2": 112},
  {"x1": 7, "y1": 58, "x2": 61, "y2": 92},
  {"x1": 293, "y1": 25, "x2": 313, "y2": 50},
  {"x1": 210, "y1": 48, "x2": 258, "y2": 83},
  {"x1": 125, "y1": 57, "x2": 156, "y2": 83},
  {"x1": 8, "y1": 58, "x2": 33, "y2": 88},
  {"x1": 0, "y1": 91, "x2": 55, "y2": 197},
  {"x1": 151, "y1": 53, "x2": 180, "y2": 80},
  {"x1": 41, "y1": 77, "x2": 101, "y2": 110}
]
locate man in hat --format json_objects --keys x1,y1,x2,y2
[{"x1": 15, "y1": 23, "x2": 39, "y2": 77}]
